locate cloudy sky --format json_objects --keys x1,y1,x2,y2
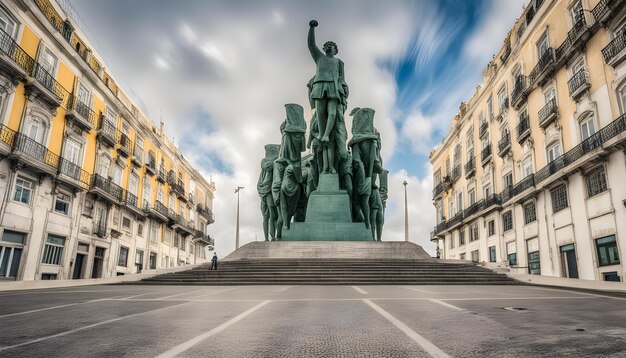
[{"x1": 69, "y1": 0, "x2": 526, "y2": 256}]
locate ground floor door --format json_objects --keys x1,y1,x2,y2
[
  {"x1": 91, "y1": 247, "x2": 105, "y2": 278},
  {"x1": 559, "y1": 244, "x2": 579, "y2": 279},
  {"x1": 73, "y1": 254, "x2": 85, "y2": 279}
]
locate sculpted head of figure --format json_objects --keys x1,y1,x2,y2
[{"x1": 323, "y1": 41, "x2": 338, "y2": 56}]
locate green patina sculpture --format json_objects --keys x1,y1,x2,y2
[{"x1": 259, "y1": 21, "x2": 387, "y2": 241}]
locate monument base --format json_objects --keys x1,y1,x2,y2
[
  {"x1": 223, "y1": 241, "x2": 433, "y2": 261},
  {"x1": 281, "y1": 222, "x2": 372, "y2": 241}
]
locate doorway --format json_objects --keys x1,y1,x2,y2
[
  {"x1": 72, "y1": 243, "x2": 90, "y2": 279},
  {"x1": 91, "y1": 247, "x2": 105, "y2": 278},
  {"x1": 559, "y1": 244, "x2": 579, "y2": 279}
]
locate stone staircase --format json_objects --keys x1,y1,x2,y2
[{"x1": 139, "y1": 259, "x2": 518, "y2": 285}]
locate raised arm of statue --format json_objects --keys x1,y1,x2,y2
[{"x1": 308, "y1": 20, "x2": 323, "y2": 62}]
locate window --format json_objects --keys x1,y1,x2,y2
[
  {"x1": 150, "y1": 222, "x2": 158, "y2": 243},
  {"x1": 450, "y1": 232, "x2": 455, "y2": 249},
  {"x1": 596, "y1": 235, "x2": 620, "y2": 267},
  {"x1": 527, "y1": 238, "x2": 540, "y2": 275},
  {"x1": 137, "y1": 223, "x2": 144, "y2": 237},
  {"x1": 122, "y1": 216, "x2": 131, "y2": 231},
  {"x1": 0, "y1": 231, "x2": 25, "y2": 278},
  {"x1": 544, "y1": 87, "x2": 556, "y2": 104},
  {"x1": 580, "y1": 115, "x2": 596, "y2": 141},
  {"x1": 0, "y1": 7, "x2": 19, "y2": 39},
  {"x1": 433, "y1": 169, "x2": 442, "y2": 186},
  {"x1": 488, "y1": 220, "x2": 495, "y2": 236},
  {"x1": 42, "y1": 234, "x2": 65, "y2": 265},
  {"x1": 522, "y1": 156, "x2": 533, "y2": 178},
  {"x1": 112, "y1": 164, "x2": 123, "y2": 186},
  {"x1": 502, "y1": 211, "x2": 513, "y2": 232},
  {"x1": 40, "y1": 47, "x2": 58, "y2": 78},
  {"x1": 445, "y1": 158, "x2": 451, "y2": 176},
  {"x1": 164, "y1": 229, "x2": 171, "y2": 246},
  {"x1": 54, "y1": 193, "x2": 71, "y2": 215},
  {"x1": 118, "y1": 246, "x2": 129, "y2": 267},
  {"x1": 135, "y1": 250, "x2": 144, "y2": 273},
  {"x1": 180, "y1": 237, "x2": 186, "y2": 251},
  {"x1": 570, "y1": 1, "x2": 583, "y2": 25},
  {"x1": 603, "y1": 272, "x2": 621, "y2": 282},
  {"x1": 487, "y1": 96, "x2": 493, "y2": 121},
  {"x1": 41, "y1": 273, "x2": 57, "y2": 280},
  {"x1": 448, "y1": 197, "x2": 455, "y2": 217},
  {"x1": 551, "y1": 185, "x2": 569, "y2": 213},
  {"x1": 489, "y1": 246, "x2": 496, "y2": 262},
  {"x1": 498, "y1": 86, "x2": 508, "y2": 109},
  {"x1": 506, "y1": 241, "x2": 517, "y2": 266},
  {"x1": 143, "y1": 179, "x2": 152, "y2": 207},
  {"x1": 483, "y1": 183, "x2": 491, "y2": 198},
  {"x1": 13, "y1": 176, "x2": 34, "y2": 204},
  {"x1": 523, "y1": 201, "x2": 536, "y2": 224},
  {"x1": 157, "y1": 185, "x2": 164, "y2": 203},
  {"x1": 64, "y1": 136, "x2": 83, "y2": 166},
  {"x1": 470, "y1": 223, "x2": 479, "y2": 242},
  {"x1": 586, "y1": 167, "x2": 608, "y2": 197},
  {"x1": 97, "y1": 155, "x2": 111, "y2": 178},
  {"x1": 459, "y1": 228, "x2": 465, "y2": 246},
  {"x1": 77, "y1": 83, "x2": 91, "y2": 107},
  {"x1": 503, "y1": 172, "x2": 513, "y2": 190},
  {"x1": 129, "y1": 173, "x2": 139, "y2": 197},
  {"x1": 135, "y1": 136, "x2": 144, "y2": 164},
  {"x1": 546, "y1": 142, "x2": 561, "y2": 163},
  {"x1": 457, "y1": 191, "x2": 463, "y2": 212},
  {"x1": 24, "y1": 114, "x2": 47, "y2": 144},
  {"x1": 149, "y1": 252, "x2": 157, "y2": 269},
  {"x1": 468, "y1": 189, "x2": 476, "y2": 205},
  {"x1": 618, "y1": 81, "x2": 626, "y2": 115},
  {"x1": 537, "y1": 32, "x2": 549, "y2": 59},
  {"x1": 471, "y1": 250, "x2": 479, "y2": 262}
]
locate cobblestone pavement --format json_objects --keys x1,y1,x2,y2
[{"x1": 0, "y1": 284, "x2": 624, "y2": 357}]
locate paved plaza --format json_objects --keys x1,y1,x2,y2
[{"x1": 0, "y1": 284, "x2": 624, "y2": 357}]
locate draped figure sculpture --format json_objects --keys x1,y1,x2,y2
[{"x1": 257, "y1": 144, "x2": 280, "y2": 241}]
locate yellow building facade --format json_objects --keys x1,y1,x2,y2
[
  {"x1": 430, "y1": 0, "x2": 626, "y2": 282},
  {"x1": 0, "y1": 0, "x2": 215, "y2": 281}
]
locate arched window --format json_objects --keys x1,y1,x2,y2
[
  {"x1": 97, "y1": 155, "x2": 111, "y2": 178},
  {"x1": 579, "y1": 112, "x2": 596, "y2": 141},
  {"x1": 617, "y1": 80, "x2": 626, "y2": 115},
  {"x1": 546, "y1": 140, "x2": 562, "y2": 163},
  {"x1": 24, "y1": 112, "x2": 49, "y2": 144}
]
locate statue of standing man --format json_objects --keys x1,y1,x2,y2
[{"x1": 308, "y1": 20, "x2": 349, "y2": 175}]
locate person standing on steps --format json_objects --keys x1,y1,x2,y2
[{"x1": 211, "y1": 253, "x2": 218, "y2": 270}]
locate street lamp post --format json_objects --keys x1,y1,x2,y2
[
  {"x1": 403, "y1": 179, "x2": 409, "y2": 242},
  {"x1": 235, "y1": 186, "x2": 244, "y2": 250}
]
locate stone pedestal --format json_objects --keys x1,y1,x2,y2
[{"x1": 282, "y1": 174, "x2": 372, "y2": 241}]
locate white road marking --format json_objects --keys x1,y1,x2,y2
[
  {"x1": 190, "y1": 287, "x2": 238, "y2": 299},
  {"x1": 404, "y1": 287, "x2": 465, "y2": 294},
  {"x1": 0, "y1": 299, "x2": 105, "y2": 319},
  {"x1": 363, "y1": 299, "x2": 451, "y2": 358},
  {"x1": 504, "y1": 307, "x2": 528, "y2": 313},
  {"x1": 429, "y1": 299, "x2": 464, "y2": 311},
  {"x1": 121, "y1": 292, "x2": 157, "y2": 300},
  {"x1": 273, "y1": 286, "x2": 291, "y2": 293},
  {"x1": 404, "y1": 287, "x2": 438, "y2": 293},
  {"x1": 0, "y1": 302, "x2": 191, "y2": 352},
  {"x1": 157, "y1": 288, "x2": 208, "y2": 300},
  {"x1": 155, "y1": 300, "x2": 272, "y2": 358},
  {"x1": 107, "y1": 296, "x2": 593, "y2": 303},
  {"x1": 443, "y1": 296, "x2": 588, "y2": 301},
  {"x1": 352, "y1": 286, "x2": 368, "y2": 295}
]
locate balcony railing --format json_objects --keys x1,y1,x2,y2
[
  {"x1": 517, "y1": 114, "x2": 531, "y2": 143},
  {"x1": 58, "y1": 157, "x2": 90, "y2": 189},
  {"x1": 0, "y1": 124, "x2": 16, "y2": 149},
  {"x1": 500, "y1": 43, "x2": 511, "y2": 63},
  {"x1": 498, "y1": 133, "x2": 511, "y2": 156},
  {"x1": 97, "y1": 116, "x2": 116, "y2": 146},
  {"x1": 90, "y1": 174, "x2": 123, "y2": 202},
  {"x1": 12, "y1": 132, "x2": 59, "y2": 171},
  {"x1": 464, "y1": 157, "x2": 475, "y2": 178},
  {"x1": 0, "y1": 27, "x2": 35, "y2": 76},
  {"x1": 117, "y1": 131, "x2": 133, "y2": 156},
  {"x1": 511, "y1": 75, "x2": 530, "y2": 109},
  {"x1": 479, "y1": 121, "x2": 488, "y2": 137},
  {"x1": 601, "y1": 32, "x2": 626, "y2": 66},
  {"x1": 568, "y1": 68, "x2": 591, "y2": 99},
  {"x1": 451, "y1": 165, "x2": 461, "y2": 182},
  {"x1": 146, "y1": 154, "x2": 157, "y2": 175},
  {"x1": 33, "y1": 0, "x2": 64, "y2": 32},
  {"x1": 31, "y1": 63, "x2": 70, "y2": 106},
  {"x1": 158, "y1": 165, "x2": 166, "y2": 182},
  {"x1": 529, "y1": 48, "x2": 555, "y2": 86},
  {"x1": 67, "y1": 95, "x2": 97, "y2": 130},
  {"x1": 93, "y1": 221, "x2": 106, "y2": 238},
  {"x1": 432, "y1": 182, "x2": 444, "y2": 198},
  {"x1": 481, "y1": 144, "x2": 492, "y2": 164},
  {"x1": 197, "y1": 204, "x2": 215, "y2": 223},
  {"x1": 592, "y1": 0, "x2": 625, "y2": 23},
  {"x1": 538, "y1": 98, "x2": 558, "y2": 128},
  {"x1": 511, "y1": 174, "x2": 535, "y2": 198}
]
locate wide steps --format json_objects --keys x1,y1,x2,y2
[{"x1": 140, "y1": 258, "x2": 517, "y2": 285}]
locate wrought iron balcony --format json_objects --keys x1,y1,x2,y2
[
  {"x1": 116, "y1": 131, "x2": 133, "y2": 157},
  {"x1": 498, "y1": 133, "x2": 511, "y2": 157},
  {"x1": 172, "y1": 179, "x2": 187, "y2": 201},
  {"x1": 93, "y1": 221, "x2": 107, "y2": 238},
  {"x1": 10, "y1": 132, "x2": 59, "y2": 176},
  {"x1": 538, "y1": 98, "x2": 558, "y2": 128},
  {"x1": 0, "y1": 124, "x2": 16, "y2": 155},
  {"x1": 144, "y1": 200, "x2": 169, "y2": 222},
  {"x1": 511, "y1": 174, "x2": 535, "y2": 198},
  {"x1": 517, "y1": 114, "x2": 531, "y2": 144},
  {"x1": 464, "y1": 156, "x2": 476, "y2": 179},
  {"x1": 57, "y1": 157, "x2": 90, "y2": 190},
  {"x1": 602, "y1": 32, "x2": 626, "y2": 67},
  {"x1": 481, "y1": 144, "x2": 492, "y2": 165},
  {"x1": 197, "y1": 203, "x2": 215, "y2": 224},
  {"x1": 568, "y1": 68, "x2": 591, "y2": 100},
  {"x1": 28, "y1": 63, "x2": 69, "y2": 108},
  {"x1": 0, "y1": 27, "x2": 35, "y2": 80},
  {"x1": 432, "y1": 182, "x2": 444, "y2": 199},
  {"x1": 195, "y1": 233, "x2": 214, "y2": 246},
  {"x1": 479, "y1": 121, "x2": 488, "y2": 137},
  {"x1": 157, "y1": 165, "x2": 167, "y2": 183},
  {"x1": 500, "y1": 42, "x2": 511, "y2": 63},
  {"x1": 145, "y1": 155, "x2": 157, "y2": 176},
  {"x1": 511, "y1": 75, "x2": 530, "y2": 109},
  {"x1": 592, "y1": 0, "x2": 625, "y2": 24},
  {"x1": 529, "y1": 48, "x2": 555, "y2": 87},
  {"x1": 96, "y1": 116, "x2": 116, "y2": 147},
  {"x1": 451, "y1": 165, "x2": 461, "y2": 183},
  {"x1": 90, "y1": 174, "x2": 123, "y2": 203},
  {"x1": 66, "y1": 95, "x2": 97, "y2": 131},
  {"x1": 121, "y1": 190, "x2": 144, "y2": 217}
]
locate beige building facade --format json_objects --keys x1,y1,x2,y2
[
  {"x1": 0, "y1": 0, "x2": 215, "y2": 281},
  {"x1": 430, "y1": 0, "x2": 626, "y2": 282}
]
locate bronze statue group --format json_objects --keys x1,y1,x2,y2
[{"x1": 257, "y1": 20, "x2": 388, "y2": 242}]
